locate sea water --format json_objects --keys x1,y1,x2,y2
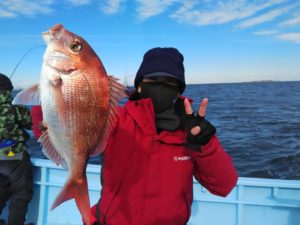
[{"x1": 25, "y1": 81, "x2": 300, "y2": 179}]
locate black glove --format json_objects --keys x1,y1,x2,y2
[{"x1": 180, "y1": 113, "x2": 216, "y2": 150}]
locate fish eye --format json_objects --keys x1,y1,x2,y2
[{"x1": 70, "y1": 39, "x2": 82, "y2": 52}]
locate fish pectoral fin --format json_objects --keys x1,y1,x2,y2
[
  {"x1": 38, "y1": 131, "x2": 68, "y2": 169},
  {"x1": 12, "y1": 84, "x2": 40, "y2": 105}
]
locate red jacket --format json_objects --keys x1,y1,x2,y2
[
  {"x1": 90, "y1": 98, "x2": 238, "y2": 225},
  {"x1": 31, "y1": 100, "x2": 237, "y2": 225}
]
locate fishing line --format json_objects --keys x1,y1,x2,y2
[{"x1": 10, "y1": 44, "x2": 45, "y2": 79}]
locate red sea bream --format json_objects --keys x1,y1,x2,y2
[{"x1": 13, "y1": 24, "x2": 126, "y2": 225}]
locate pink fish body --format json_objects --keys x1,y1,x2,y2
[{"x1": 14, "y1": 24, "x2": 126, "y2": 225}]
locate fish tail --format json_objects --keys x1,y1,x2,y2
[{"x1": 51, "y1": 177, "x2": 90, "y2": 225}]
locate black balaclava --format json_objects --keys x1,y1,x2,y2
[
  {"x1": 139, "y1": 82, "x2": 178, "y2": 113},
  {"x1": 139, "y1": 81, "x2": 180, "y2": 132}
]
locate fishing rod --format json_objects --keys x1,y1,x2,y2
[{"x1": 10, "y1": 44, "x2": 45, "y2": 79}]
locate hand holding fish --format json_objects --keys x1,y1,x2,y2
[
  {"x1": 183, "y1": 98, "x2": 216, "y2": 149},
  {"x1": 38, "y1": 121, "x2": 47, "y2": 132}
]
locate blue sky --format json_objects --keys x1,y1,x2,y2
[{"x1": 1, "y1": 0, "x2": 300, "y2": 89}]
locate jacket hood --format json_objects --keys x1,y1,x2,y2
[{"x1": 124, "y1": 98, "x2": 156, "y2": 136}]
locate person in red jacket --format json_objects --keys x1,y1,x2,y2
[
  {"x1": 31, "y1": 47, "x2": 238, "y2": 225},
  {"x1": 89, "y1": 47, "x2": 238, "y2": 225}
]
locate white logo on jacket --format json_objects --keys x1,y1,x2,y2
[{"x1": 173, "y1": 156, "x2": 191, "y2": 161}]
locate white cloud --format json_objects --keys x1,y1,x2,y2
[
  {"x1": 136, "y1": 0, "x2": 178, "y2": 20},
  {"x1": 171, "y1": 0, "x2": 288, "y2": 25},
  {"x1": 66, "y1": 0, "x2": 92, "y2": 6},
  {"x1": 1, "y1": 0, "x2": 299, "y2": 49},
  {"x1": 236, "y1": 6, "x2": 290, "y2": 29},
  {"x1": 279, "y1": 15, "x2": 300, "y2": 27},
  {"x1": 253, "y1": 29, "x2": 279, "y2": 35},
  {"x1": 0, "y1": 8, "x2": 16, "y2": 17},
  {"x1": 0, "y1": 0, "x2": 125, "y2": 17},
  {"x1": 276, "y1": 32, "x2": 300, "y2": 43},
  {"x1": 101, "y1": 0, "x2": 124, "y2": 14},
  {"x1": 0, "y1": 0, "x2": 54, "y2": 17}
]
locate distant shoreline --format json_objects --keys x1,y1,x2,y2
[{"x1": 186, "y1": 80, "x2": 300, "y2": 86}]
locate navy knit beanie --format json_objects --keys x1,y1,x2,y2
[
  {"x1": 0, "y1": 73, "x2": 13, "y2": 91},
  {"x1": 134, "y1": 47, "x2": 186, "y2": 93}
]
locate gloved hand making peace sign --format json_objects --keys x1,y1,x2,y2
[{"x1": 182, "y1": 98, "x2": 216, "y2": 150}]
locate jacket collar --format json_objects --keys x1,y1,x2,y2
[
  {"x1": 124, "y1": 98, "x2": 156, "y2": 136},
  {"x1": 124, "y1": 98, "x2": 187, "y2": 144}
]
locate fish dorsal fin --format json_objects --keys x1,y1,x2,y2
[
  {"x1": 38, "y1": 130, "x2": 68, "y2": 169},
  {"x1": 12, "y1": 84, "x2": 40, "y2": 105},
  {"x1": 90, "y1": 76, "x2": 128, "y2": 156}
]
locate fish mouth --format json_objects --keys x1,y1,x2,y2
[
  {"x1": 46, "y1": 52, "x2": 77, "y2": 76},
  {"x1": 48, "y1": 63, "x2": 77, "y2": 75},
  {"x1": 42, "y1": 31, "x2": 51, "y2": 45},
  {"x1": 42, "y1": 24, "x2": 64, "y2": 45},
  {"x1": 47, "y1": 50, "x2": 70, "y2": 62},
  {"x1": 46, "y1": 62, "x2": 77, "y2": 76},
  {"x1": 45, "y1": 51, "x2": 77, "y2": 76}
]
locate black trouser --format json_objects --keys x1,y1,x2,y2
[{"x1": 0, "y1": 151, "x2": 33, "y2": 225}]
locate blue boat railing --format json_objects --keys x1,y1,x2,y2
[{"x1": 2, "y1": 158, "x2": 300, "y2": 225}]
